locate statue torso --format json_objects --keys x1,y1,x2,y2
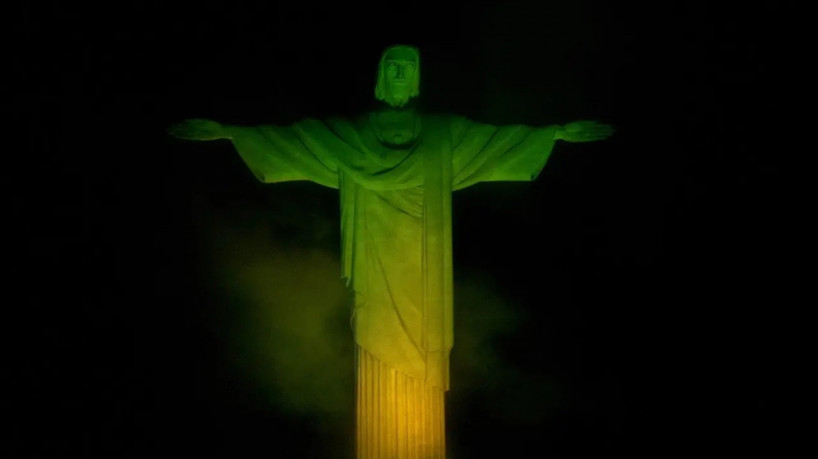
[{"x1": 369, "y1": 108, "x2": 422, "y2": 147}]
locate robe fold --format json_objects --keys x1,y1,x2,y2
[
  {"x1": 228, "y1": 113, "x2": 557, "y2": 458},
  {"x1": 228, "y1": 113, "x2": 558, "y2": 390}
]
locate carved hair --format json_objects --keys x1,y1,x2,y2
[{"x1": 374, "y1": 45, "x2": 421, "y2": 102}]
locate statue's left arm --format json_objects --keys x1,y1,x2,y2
[
  {"x1": 450, "y1": 117, "x2": 614, "y2": 190},
  {"x1": 554, "y1": 120, "x2": 615, "y2": 143}
]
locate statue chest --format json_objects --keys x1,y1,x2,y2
[{"x1": 371, "y1": 110, "x2": 422, "y2": 147}]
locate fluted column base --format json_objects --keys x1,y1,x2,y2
[{"x1": 356, "y1": 346, "x2": 446, "y2": 459}]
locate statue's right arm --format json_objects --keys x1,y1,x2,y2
[
  {"x1": 168, "y1": 117, "x2": 340, "y2": 187},
  {"x1": 167, "y1": 118, "x2": 231, "y2": 141}
]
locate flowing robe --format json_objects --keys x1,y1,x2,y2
[{"x1": 228, "y1": 113, "x2": 558, "y2": 457}]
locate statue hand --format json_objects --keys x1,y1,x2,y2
[
  {"x1": 167, "y1": 118, "x2": 228, "y2": 141},
  {"x1": 556, "y1": 120, "x2": 615, "y2": 143}
]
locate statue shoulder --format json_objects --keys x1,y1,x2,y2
[{"x1": 437, "y1": 114, "x2": 476, "y2": 142}]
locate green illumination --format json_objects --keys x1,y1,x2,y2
[
  {"x1": 375, "y1": 45, "x2": 421, "y2": 108},
  {"x1": 170, "y1": 44, "x2": 613, "y2": 458}
]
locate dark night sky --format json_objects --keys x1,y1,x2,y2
[{"x1": 12, "y1": 1, "x2": 804, "y2": 457}]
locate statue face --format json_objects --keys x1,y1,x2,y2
[
  {"x1": 375, "y1": 45, "x2": 420, "y2": 108},
  {"x1": 384, "y1": 51, "x2": 417, "y2": 100}
]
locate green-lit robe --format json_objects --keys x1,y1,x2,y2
[{"x1": 228, "y1": 112, "x2": 558, "y2": 390}]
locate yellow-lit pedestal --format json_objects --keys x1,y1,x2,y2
[{"x1": 357, "y1": 347, "x2": 445, "y2": 458}]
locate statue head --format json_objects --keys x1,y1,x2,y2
[{"x1": 374, "y1": 45, "x2": 420, "y2": 108}]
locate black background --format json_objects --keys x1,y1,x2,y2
[{"x1": 12, "y1": 1, "x2": 803, "y2": 457}]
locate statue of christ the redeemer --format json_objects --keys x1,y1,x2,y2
[{"x1": 169, "y1": 44, "x2": 613, "y2": 458}]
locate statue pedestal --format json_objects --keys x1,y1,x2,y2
[{"x1": 356, "y1": 346, "x2": 446, "y2": 458}]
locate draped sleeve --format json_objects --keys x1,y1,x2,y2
[
  {"x1": 449, "y1": 116, "x2": 559, "y2": 190},
  {"x1": 226, "y1": 120, "x2": 340, "y2": 189}
]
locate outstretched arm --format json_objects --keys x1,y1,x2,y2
[
  {"x1": 167, "y1": 118, "x2": 339, "y2": 188},
  {"x1": 167, "y1": 118, "x2": 230, "y2": 141},
  {"x1": 554, "y1": 120, "x2": 615, "y2": 143},
  {"x1": 451, "y1": 118, "x2": 615, "y2": 190}
]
